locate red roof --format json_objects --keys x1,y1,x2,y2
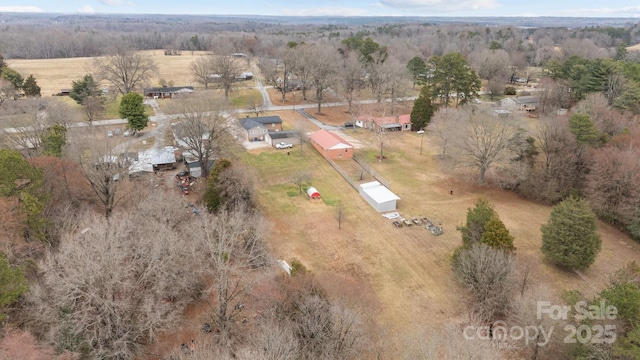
[
  {"x1": 309, "y1": 130, "x2": 353, "y2": 150},
  {"x1": 356, "y1": 114, "x2": 411, "y2": 127}
]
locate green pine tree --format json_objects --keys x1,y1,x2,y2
[
  {"x1": 457, "y1": 198, "x2": 496, "y2": 247},
  {"x1": 22, "y1": 74, "x2": 41, "y2": 97},
  {"x1": 541, "y1": 197, "x2": 602, "y2": 271},
  {"x1": 480, "y1": 216, "x2": 516, "y2": 251},
  {"x1": 119, "y1": 92, "x2": 148, "y2": 134},
  {"x1": 70, "y1": 74, "x2": 100, "y2": 105},
  {"x1": 41, "y1": 124, "x2": 67, "y2": 157},
  {"x1": 569, "y1": 113, "x2": 602, "y2": 146},
  {"x1": 0, "y1": 254, "x2": 28, "y2": 322},
  {"x1": 202, "y1": 159, "x2": 232, "y2": 213},
  {"x1": 410, "y1": 85, "x2": 436, "y2": 131}
]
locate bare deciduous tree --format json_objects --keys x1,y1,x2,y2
[
  {"x1": 70, "y1": 129, "x2": 134, "y2": 218},
  {"x1": 190, "y1": 209, "x2": 271, "y2": 347},
  {"x1": 81, "y1": 95, "x2": 103, "y2": 124},
  {"x1": 190, "y1": 55, "x2": 215, "y2": 89},
  {"x1": 27, "y1": 197, "x2": 199, "y2": 359},
  {"x1": 247, "y1": 99, "x2": 263, "y2": 117},
  {"x1": 308, "y1": 44, "x2": 339, "y2": 114},
  {"x1": 170, "y1": 94, "x2": 232, "y2": 177},
  {"x1": 452, "y1": 243, "x2": 518, "y2": 323},
  {"x1": 209, "y1": 45, "x2": 243, "y2": 99},
  {"x1": 93, "y1": 47, "x2": 158, "y2": 95},
  {"x1": 0, "y1": 78, "x2": 17, "y2": 105},
  {"x1": 2, "y1": 98, "x2": 76, "y2": 158},
  {"x1": 430, "y1": 107, "x2": 461, "y2": 158},
  {"x1": 340, "y1": 54, "x2": 366, "y2": 114},
  {"x1": 470, "y1": 48, "x2": 511, "y2": 98},
  {"x1": 335, "y1": 201, "x2": 346, "y2": 230},
  {"x1": 445, "y1": 108, "x2": 515, "y2": 184},
  {"x1": 293, "y1": 171, "x2": 311, "y2": 195}
]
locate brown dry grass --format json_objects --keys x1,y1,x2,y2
[
  {"x1": 628, "y1": 43, "x2": 640, "y2": 51},
  {"x1": 245, "y1": 118, "x2": 640, "y2": 355},
  {"x1": 8, "y1": 50, "x2": 254, "y2": 98}
]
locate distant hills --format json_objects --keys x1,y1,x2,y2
[{"x1": 0, "y1": 12, "x2": 638, "y2": 28}]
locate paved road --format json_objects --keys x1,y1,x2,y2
[{"x1": 2, "y1": 75, "x2": 417, "y2": 153}]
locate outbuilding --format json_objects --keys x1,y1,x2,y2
[
  {"x1": 265, "y1": 130, "x2": 299, "y2": 146},
  {"x1": 309, "y1": 129, "x2": 354, "y2": 160},
  {"x1": 306, "y1": 187, "x2": 321, "y2": 199},
  {"x1": 359, "y1": 181, "x2": 400, "y2": 212}
]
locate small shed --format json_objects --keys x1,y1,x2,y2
[
  {"x1": 359, "y1": 181, "x2": 400, "y2": 212},
  {"x1": 184, "y1": 156, "x2": 202, "y2": 177},
  {"x1": 306, "y1": 187, "x2": 321, "y2": 199}
]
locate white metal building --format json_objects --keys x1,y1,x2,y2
[{"x1": 359, "y1": 181, "x2": 400, "y2": 212}]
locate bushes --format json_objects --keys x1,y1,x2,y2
[{"x1": 504, "y1": 86, "x2": 516, "y2": 95}]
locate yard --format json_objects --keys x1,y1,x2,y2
[{"x1": 240, "y1": 120, "x2": 640, "y2": 354}]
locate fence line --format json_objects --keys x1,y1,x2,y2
[
  {"x1": 352, "y1": 155, "x2": 391, "y2": 189},
  {"x1": 326, "y1": 158, "x2": 360, "y2": 191}
]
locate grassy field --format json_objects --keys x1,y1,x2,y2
[
  {"x1": 8, "y1": 50, "x2": 254, "y2": 102},
  {"x1": 239, "y1": 117, "x2": 640, "y2": 354}
]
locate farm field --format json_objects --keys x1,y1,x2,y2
[
  {"x1": 8, "y1": 50, "x2": 255, "y2": 98},
  {"x1": 241, "y1": 121, "x2": 640, "y2": 353}
]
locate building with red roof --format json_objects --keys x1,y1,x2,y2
[
  {"x1": 309, "y1": 129, "x2": 354, "y2": 160},
  {"x1": 355, "y1": 114, "x2": 411, "y2": 132}
]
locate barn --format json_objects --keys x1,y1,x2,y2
[
  {"x1": 306, "y1": 187, "x2": 321, "y2": 199},
  {"x1": 359, "y1": 181, "x2": 400, "y2": 212},
  {"x1": 309, "y1": 129, "x2": 354, "y2": 160}
]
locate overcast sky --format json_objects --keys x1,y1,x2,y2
[{"x1": 1, "y1": 0, "x2": 639, "y2": 18}]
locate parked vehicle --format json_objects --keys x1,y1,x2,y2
[
  {"x1": 392, "y1": 220, "x2": 402, "y2": 228},
  {"x1": 401, "y1": 218, "x2": 412, "y2": 226},
  {"x1": 412, "y1": 218, "x2": 422, "y2": 225},
  {"x1": 106, "y1": 130, "x2": 114, "y2": 138},
  {"x1": 275, "y1": 142, "x2": 293, "y2": 149},
  {"x1": 344, "y1": 121, "x2": 354, "y2": 128}
]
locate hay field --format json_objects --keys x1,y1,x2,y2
[{"x1": 8, "y1": 50, "x2": 254, "y2": 97}]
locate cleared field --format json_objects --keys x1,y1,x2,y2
[
  {"x1": 8, "y1": 50, "x2": 254, "y2": 98},
  {"x1": 628, "y1": 43, "x2": 640, "y2": 51},
  {"x1": 241, "y1": 119, "x2": 640, "y2": 354}
]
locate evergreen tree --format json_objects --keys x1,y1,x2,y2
[
  {"x1": 409, "y1": 85, "x2": 436, "y2": 131},
  {"x1": 70, "y1": 74, "x2": 100, "y2": 105},
  {"x1": 0, "y1": 254, "x2": 28, "y2": 322},
  {"x1": 480, "y1": 216, "x2": 516, "y2": 251},
  {"x1": 22, "y1": 74, "x2": 41, "y2": 97},
  {"x1": 202, "y1": 159, "x2": 232, "y2": 213},
  {"x1": 428, "y1": 52, "x2": 481, "y2": 107},
  {"x1": 0, "y1": 67, "x2": 23, "y2": 90},
  {"x1": 569, "y1": 113, "x2": 602, "y2": 146},
  {"x1": 119, "y1": 92, "x2": 148, "y2": 134},
  {"x1": 41, "y1": 124, "x2": 67, "y2": 157},
  {"x1": 406, "y1": 56, "x2": 427, "y2": 88},
  {"x1": 457, "y1": 198, "x2": 496, "y2": 247},
  {"x1": 541, "y1": 197, "x2": 601, "y2": 271}
]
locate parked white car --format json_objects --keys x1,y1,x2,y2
[{"x1": 275, "y1": 142, "x2": 293, "y2": 149}]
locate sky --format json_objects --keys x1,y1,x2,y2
[{"x1": 1, "y1": 0, "x2": 640, "y2": 18}]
